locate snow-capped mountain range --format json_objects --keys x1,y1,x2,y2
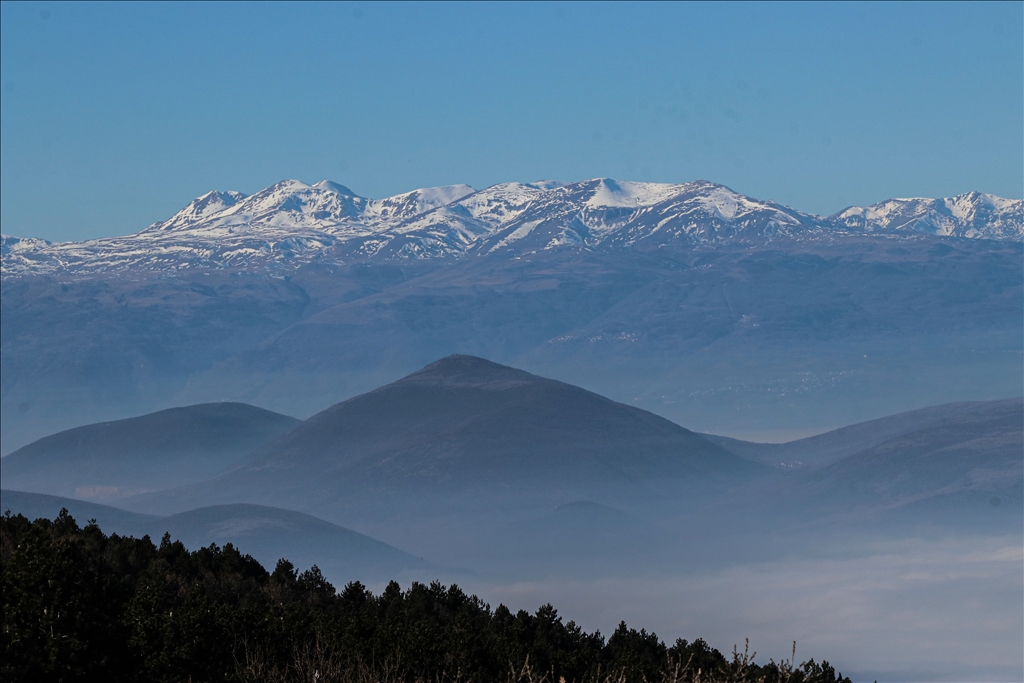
[
  {"x1": 2, "y1": 179, "x2": 1021, "y2": 275},
  {"x1": 830, "y1": 192, "x2": 1022, "y2": 239}
]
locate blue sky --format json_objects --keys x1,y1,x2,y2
[{"x1": 1, "y1": 1, "x2": 1021, "y2": 242}]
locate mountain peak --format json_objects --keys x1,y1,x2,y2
[
  {"x1": 395, "y1": 355, "x2": 538, "y2": 389},
  {"x1": 583, "y1": 178, "x2": 689, "y2": 208},
  {"x1": 312, "y1": 180, "x2": 359, "y2": 196},
  {"x1": 829, "y1": 191, "x2": 1023, "y2": 239},
  {"x1": 363, "y1": 184, "x2": 476, "y2": 222},
  {"x1": 1, "y1": 234, "x2": 53, "y2": 254},
  {"x1": 225, "y1": 355, "x2": 755, "y2": 490},
  {"x1": 4, "y1": 178, "x2": 1020, "y2": 278},
  {"x1": 150, "y1": 189, "x2": 247, "y2": 232}
]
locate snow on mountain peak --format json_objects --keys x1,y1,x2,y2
[
  {"x1": 149, "y1": 189, "x2": 247, "y2": 232},
  {"x1": 3, "y1": 179, "x2": 1019, "y2": 277},
  {"x1": 830, "y1": 191, "x2": 1023, "y2": 240},
  {"x1": 584, "y1": 178, "x2": 687, "y2": 208},
  {"x1": 1, "y1": 234, "x2": 53, "y2": 255},
  {"x1": 312, "y1": 180, "x2": 358, "y2": 196},
  {"x1": 223, "y1": 179, "x2": 370, "y2": 226},
  {"x1": 526, "y1": 180, "x2": 570, "y2": 191},
  {"x1": 473, "y1": 178, "x2": 823, "y2": 255},
  {"x1": 362, "y1": 184, "x2": 476, "y2": 222}
]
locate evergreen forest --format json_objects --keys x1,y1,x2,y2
[{"x1": 1, "y1": 510, "x2": 852, "y2": 683}]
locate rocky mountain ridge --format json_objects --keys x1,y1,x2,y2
[{"x1": 3, "y1": 179, "x2": 1020, "y2": 276}]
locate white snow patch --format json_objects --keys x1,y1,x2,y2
[{"x1": 585, "y1": 179, "x2": 683, "y2": 208}]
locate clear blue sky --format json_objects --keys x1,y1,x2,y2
[{"x1": 2, "y1": 1, "x2": 1021, "y2": 242}]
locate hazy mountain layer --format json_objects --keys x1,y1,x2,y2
[
  {"x1": 700, "y1": 398, "x2": 1020, "y2": 469},
  {"x1": 2, "y1": 178, "x2": 1020, "y2": 454},
  {"x1": 237, "y1": 355, "x2": 756, "y2": 481},
  {"x1": 121, "y1": 356, "x2": 760, "y2": 521},
  {"x1": 0, "y1": 403, "x2": 299, "y2": 501},
  {"x1": 2, "y1": 374, "x2": 1019, "y2": 676},
  {"x1": 699, "y1": 398, "x2": 1024, "y2": 535},
  {"x1": 803, "y1": 397, "x2": 1023, "y2": 513},
  {"x1": 0, "y1": 489, "x2": 160, "y2": 532},
  {"x1": 0, "y1": 490, "x2": 432, "y2": 583}
]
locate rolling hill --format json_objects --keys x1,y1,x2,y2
[
  {"x1": 117, "y1": 356, "x2": 763, "y2": 535},
  {"x1": 0, "y1": 490, "x2": 432, "y2": 585},
  {"x1": 803, "y1": 397, "x2": 1023, "y2": 514},
  {"x1": 700, "y1": 398, "x2": 1021, "y2": 470},
  {"x1": 0, "y1": 403, "x2": 299, "y2": 501},
  {"x1": 702, "y1": 398, "x2": 1024, "y2": 533},
  {"x1": 234, "y1": 354, "x2": 758, "y2": 483}
]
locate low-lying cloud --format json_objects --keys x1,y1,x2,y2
[{"x1": 454, "y1": 534, "x2": 1023, "y2": 682}]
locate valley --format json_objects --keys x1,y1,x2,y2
[
  {"x1": 2, "y1": 177, "x2": 1021, "y2": 680},
  {"x1": 3, "y1": 356, "x2": 1020, "y2": 678}
]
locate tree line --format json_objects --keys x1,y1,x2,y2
[{"x1": 1, "y1": 510, "x2": 851, "y2": 683}]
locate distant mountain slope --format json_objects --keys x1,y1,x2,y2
[
  {"x1": 0, "y1": 491, "x2": 432, "y2": 583},
  {"x1": 701, "y1": 398, "x2": 1021, "y2": 470},
  {"x1": 151, "y1": 504, "x2": 431, "y2": 579},
  {"x1": 690, "y1": 398, "x2": 1023, "y2": 540},
  {"x1": 123, "y1": 356, "x2": 761, "y2": 518},
  {"x1": 0, "y1": 489, "x2": 159, "y2": 534},
  {"x1": 0, "y1": 403, "x2": 300, "y2": 501},
  {"x1": 168, "y1": 237, "x2": 1022, "y2": 437},
  {"x1": 805, "y1": 397, "x2": 1023, "y2": 511},
  {"x1": 229, "y1": 355, "x2": 759, "y2": 486}
]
